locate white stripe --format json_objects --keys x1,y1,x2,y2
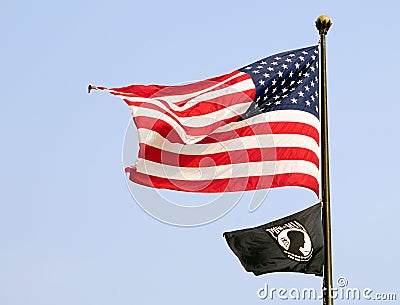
[
  {"x1": 214, "y1": 110, "x2": 320, "y2": 133},
  {"x1": 131, "y1": 100, "x2": 251, "y2": 128},
  {"x1": 134, "y1": 158, "x2": 319, "y2": 181},
  {"x1": 137, "y1": 128, "x2": 320, "y2": 157}
]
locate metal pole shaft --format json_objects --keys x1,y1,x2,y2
[{"x1": 316, "y1": 15, "x2": 333, "y2": 305}]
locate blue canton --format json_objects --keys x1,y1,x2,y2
[{"x1": 239, "y1": 45, "x2": 319, "y2": 120}]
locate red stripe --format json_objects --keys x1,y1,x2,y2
[
  {"x1": 134, "y1": 114, "x2": 242, "y2": 138},
  {"x1": 201, "y1": 121, "x2": 319, "y2": 145},
  {"x1": 134, "y1": 117, "x2": 319, "y2": 144},
  {"x1": 130, "y1": 73, "x2": 254, "y2": 109},
  {"x1": 139, "y1": 145, "x2": 319, "y2": 169},
  {"x1": 125, "y1": 88, "x2": 254, "y2": 119},
  {"x1": 109, "y1": 71, "x2": 246, "y2": 100},
  {"x1": 125, "y1": 168, "x2": 319, "y2": 195},
  {"x1": 111, "y1": 84, "x2": 167, "y2": 98}
]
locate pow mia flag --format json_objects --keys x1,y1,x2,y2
[{"x1": 223, "y1": 203, "x2": 323, "y2": 276}]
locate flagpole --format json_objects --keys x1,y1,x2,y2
[{"x1": 316, "y1": 15, "x2": 333, "y2": 305}]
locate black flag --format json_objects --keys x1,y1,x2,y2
[{"x1": 223, "y1": 203, "x2": 323, "y2": 276}]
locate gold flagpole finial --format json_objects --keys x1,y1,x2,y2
[{"x1": 316, "y1": 15, "x2": 332, "y2": 35}]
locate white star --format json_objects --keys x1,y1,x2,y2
[
  {"x1": 245, "y1": 66, "x2": 252, "y2": 70},
  {"x1": 315, "y1": 91, "x2": 319, "y2": 97},
  {"x1": 272, "y1": 61, "x2": 278, "y2": 66},
  {"x1": 272, "y1": 87, "x2": 277, "y2": 93},
  {"x1": 311, "y1": 66, "x2": 315, "y2": 72},
  {"x1": 304, "y1": 72, "x2": 310, "y2": 78},
  {"x1": 302, "y1": 51, "x2": 308, "y2": 55},
  {"x1": 282, "y1": 94, "x2": 288, "y2": 98},
  {"x1": 311, "y1": 95, "x2": 315, "y2": 101},
  {"x1": 305, "y1": 100, "x2": 311, "y2": 106},
  {"x1": 264, "y1": 88, "x2": 269, "y2": 94},
  {"x1": 272, "y1": 79, "x2": 277, "y2": 86},
  {"x1": 290, "y1": 80, "x2": 295, "y2": 86},
  {"x1": 278, "y1": 71, "x2": 283, "y2": 77},
  {"x1": 263, "y1": 73, "x2": 270, "y2": 78},
  {"x1": 298, "y1": 71, "x2": 303, "y2": 77},
  {"x1": 291, "y1": 98, "x2": 297, "y2": 104},
  {"x1": 281, "y1": 79, "x2": 286, "y2": 85},
  {"x1": 299, "y1": 56, "x2": 305, "y2": 61},
  {"x1": 260, "y1": 61, "x2": 267, "y2": 65},
  {"x1": 285, "y1": 58, "x2": 292, "y2": 63},
  {"x1": 295, "y1": 62, "x2": 300, "y2": 69},
  {"x1": 314, "y1": 49, "x2": 319, "y2": 54},
  {"x1": 259, "y1": 79, "x2": 265, "y2": 86},
  {"x1": 289, "y1": 54, "x2": 295, "y2": 57},
  {"x1": 311, "y1": 80, "x2": 315, "y2": 87},
  {"x1": 263, "y1": 95, "x2": 268, "y2": 101},
  {"x1": 305, "y1": 85, "x2": 310, "y2": 92},
  {"x1": 275, "y1": 56, "x2": 281, "y2": 60},
  {"x1": 316, "y1": 62, "x2": 319, "y2": 67},
  {"x1": 315, "y1": 76, "x2": 319, "y2": 82},
  {"x1": 289, "y1": 71, "x2": 294, "y2": 77},
  {"x1": 311, "y1": 55, "x2": 316, "y2": 60},
  {"x1": 253, "y1": 70, "x2": 259, "y2": 74},
  {"x1": 257, "y1": 65, "x2": 263, "y2": 69},
  {"x1": 315, "y1": 105, "x2": 319, "y2": 112},
  {"x1": 306, "y1": 62, "x2": 310, "y2": 68},
  {"x1": 273, "y1": 95, "x2": 280, "y2": 100},
  {"x1": 282, "y1": 88, "x2": 288, "y2": 93},
  {"x1": 267, "y1": 67, "x2": 274, "y2": 71},
  {"x1": 282, "y1": 64, "x2": 288, "y2": 69},
  {"x1": 256, "y1": 96, "x2": 261, "y2": 102},
  {"x1": 275, "y1": 100, "x2": 281, "y2": 105},
  {"x1": 297, "y1": 79, "x2": 303, "y2": 84},
  {"x1": 298, "y1": 91, "x2": 304, "y2": 97}
]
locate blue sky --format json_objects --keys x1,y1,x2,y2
[{"x1": 1, "y1": 1, "x2": 399, "y2": 304}]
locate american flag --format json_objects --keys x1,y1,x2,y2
[{"x1": 93, "y1": 45, "x2": 320, "y2": 195}]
